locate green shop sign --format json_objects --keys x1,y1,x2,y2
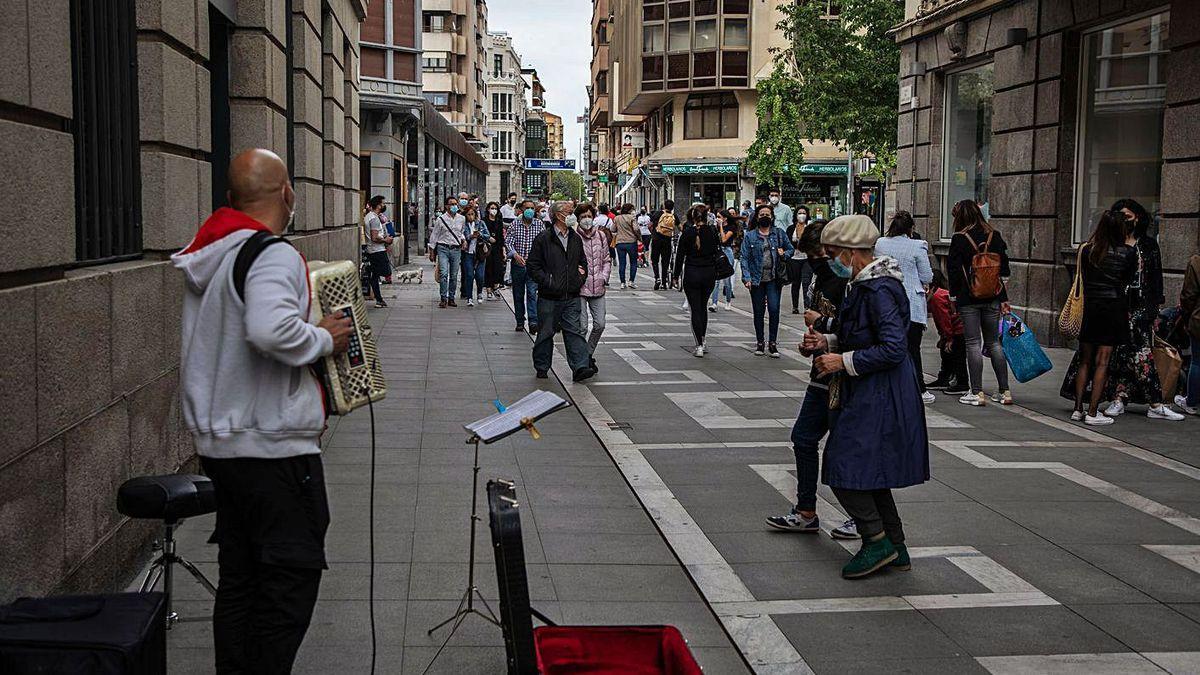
[
  {"x1": 796, "y1": 163, "x2": 848, "y2": 176},
  {"x1": 661, "y1": 163, "x2": 740, "y2": 175}
]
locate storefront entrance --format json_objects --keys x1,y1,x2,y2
[{"x1": 692, "y1": 179, "x2": 738, "y2": 212}]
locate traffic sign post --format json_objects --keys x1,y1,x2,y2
[{"x1": 524, "y1": 159, "x2": 578, "y2": 200}]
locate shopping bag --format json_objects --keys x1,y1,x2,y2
[
  {"x1": 1000, "y1": 312, "x2": 1053, "y2": 383},
  {"x1": 1152, "y1": 335, "x2": 1183, "y2": 400},
  {"x1": 1058, "y1": 246, "x2": 1084, "y2": 338}
]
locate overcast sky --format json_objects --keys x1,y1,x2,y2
[{"x1": 486, "y1": 0, "x2": 590, "y2": 167}]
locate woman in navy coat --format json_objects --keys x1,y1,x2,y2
[{"x1": 803, "y1": 215, "x2": 930, "y2": 579}]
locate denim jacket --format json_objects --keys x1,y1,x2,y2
[
  {"x1": 461, "y1": 220, "x2": 491, "y2": 255},
  {"x1": 739, "y1": 226, "x2": 794, "y2": 284}
]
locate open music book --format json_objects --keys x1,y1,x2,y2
[{"x1": 464, "y1": 390, "x2": 571, "y2": 444}]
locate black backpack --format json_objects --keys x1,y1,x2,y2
[{"x1": 232, "y1": 231, "x2": 292, "y2": 301}]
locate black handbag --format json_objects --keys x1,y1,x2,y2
[
  {"x1": 772, "y1": 230, "x2": 791, "y2": 284},
  {"x1": 714, "y1": 250, "x2": 734, "y2": 278}
]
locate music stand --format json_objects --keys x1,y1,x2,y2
[{"x1": 423, "y1": 390, "x2": 571, "y2": 672}]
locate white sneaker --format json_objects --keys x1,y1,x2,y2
[
  {"x1": 1148, "y1": 404, "x2": 1185, "y2": 421},
  {"x1": 708, "y1": 303, "x2": 718, "y2": 313},
  {"x1": 959, "y1": 392, "x2": 986, "y2": 406},
  {"x1": 629, "y1": 283, "x2": 637, "y2": 290},
  {"x1": 1104, "y1": 399, "x2": 1125, "y2": 417},
  {"x1": 701, "y1": 343, "x2": 708, "y2": 355},
  {"x1": 724, "y1": 300, "x2": 733, "y2": 310},
  {"x1": 1175, "y1": 394, "x2": 1199, "y2": 416},
  {"x1": 620, "y1": 282, "x2": 627, "y2": 289},
  {"x1": 921, "y1": 391, "x2": 936, "y2": 405},
  {"x1": 1070, "y1": 410, "x2": 1084, "y2": 421},
  {"x1": 467, "y1": 298, "x2": 474, "y2": 307},
  {"x1": 991, "y1": 390, "x2": 1013, "y2": 405},
  {"x1": 1085, "y1": 413, "x2": 1114, "y2": 426},
  {"x1": 692, "y1": 345, "x2": 705, "y2": 358}
]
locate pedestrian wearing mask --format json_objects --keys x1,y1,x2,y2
[
  {"x1": 483, "y1": 201, "x2": 506, "y2": 299},
  {"x1": 875, "y1": 210, "x2": 935, "y2": 404},
  {"x1": 528, "y1": 202, "x2": 595, "y2": 382},
  {"x1": 741, "y1": 204, "x2": 794, "y2": 357},
  {"x1": 505, "y1": 200, "x2": 542, "y2": 332},
  {"x1": 710, "y1": 209, "x2": 737, "y2": 311},
  {"x1": 786, "y1": 206, "x2": 813, "y2": 315},
  {"x1": 637, "y1": 206, "x2": 652, "y2": 267},
  {"x1": 613, "y1": 203, "x2": 640, "y2": 289},
  {"x1": 673, "y1": 205, "x2": 720, "y2": 357},
  {"x1": 430, "y1": 196, "x2": 467, "y2": 308},
  {"x1": 769, "y1": 188, "x2": 793, "y2": 232},
  {"x1": 500, "y1": 192, "x2": 520, "y2": 224},
  {"x1": 576, "y1": 204, "x2": 611, "y2": 372},
  {"x1": 460, "y1": 205, "x2": 493, "y2": 306},
  {"x1": 650, "y1": 200, "x2": 679, "y2": 290},
  {"x1": 363, "y1": 195, "x2": 394, "y2": 308},
  {"x1": 802, "y1": 215, "x2": 929, "y2": 579},
  {"x1": 947, "y1": 199, "x2": 1013, "y2": 406}
]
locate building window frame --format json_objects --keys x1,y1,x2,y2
[
  {"x1": 940, "y1": 59, "x2": 995, "y2": 240},
  {"x1": 683, "y1": 92, "x2": 737, "y2": 139},
  {"x1": 1071, "y1": 7, "x2": 1170, "y2": 242}
]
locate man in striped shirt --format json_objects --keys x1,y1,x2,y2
[{"x1": 505, "y1": 199, "x2": 542, "y2": 333}]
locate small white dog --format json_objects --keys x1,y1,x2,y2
[{"x1": 394, "y1": 269, "x2": 423, "y2": 284}]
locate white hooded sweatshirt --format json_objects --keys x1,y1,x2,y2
[{"x1": 171, "y1": 208, "x2": 333, "y2": 459}]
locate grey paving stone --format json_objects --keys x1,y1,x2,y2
[
  {"x1": 516, "y1": 464, "x2": 627, "y2": 486},
  {"x1": 557, "y1": 600, "x2": 731, "y2": 647},
  {"x1": 735, "y1": 555, "x2": 990, "y2": 601},
  {"x1": 547, "y1": 563, "x2": 700, "y2": 602},
  {"x1": 402, "y1": 600, "x2": 556, "y2": 648},
  {"x1": 1069, "y1": 603, "x2": 1200, "y2": 652},
  {"x1": 411, "y1": 525, "x2": 545, "y2": 564},
  {"x1": 1064, "y1": 544, "x2": 1200, "y2": 604},
  {"x1": 972, "y1": 543, "x2": 1154, "y2": 605},
  {"x1": 806, "y1": 656, "x2": 988, "y2": 674},
  {"x1": 539, "y1": 532, "x2": 676, "y2": 565},
  {"x1": 920, "y1": 605, "x2": 1129, "y2": 656},
  {"x1": 317, "y1": 562, "x2": 410, "y2": 601},
  {"x1": 400, "y1": 646, "x2": 508, "y2": 675},
  {"x1": 523, "y1": 483, "x2": 642, "y2": 509},
  {"x1": 295, "y1": 645, "x2": 405, "y2": 674},
  {"x1": 773, "y1": 610, "x2": 966, "y2": 661},
  {"x1": 932, "y1": 467, "x2": 1111, "y2": 503},
  {"x1": 301, "y1": 599, "x2": 407, "y2": 646},
  {"x1": 707, "y1": 530, "x2": 852, "y2": 563},
  {"x1": 883, "y1": 501, "x2": 1045, "y2": 546},
  {"x1": 986, "y1": 500, "x2": 1199, "y2": 545},
  {"x1": 530, "y1": 505, "x2": 660, "y2": 535},
  {"x1": 324, "y1": 527, "x2": 414, "y2": 564},
  {"x1": 408, "y1": 561, "x2": 555, "y2": 601},
  {"x1": 689, "y1": 647, "x2": 753, "y2": 674}
]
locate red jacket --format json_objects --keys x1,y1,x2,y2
[{"x1": 928, "y1": 287, "x2": 963, "y2": 339}]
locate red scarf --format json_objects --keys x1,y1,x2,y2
[{"x1": 180, "y1": 207, "x2": 272, "y2": 254}]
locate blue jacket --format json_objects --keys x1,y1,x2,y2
[
  {"x1": 822, "y1": 257, "x2": 930, "y2": 491},
  {"x1": 874, "y1": 235, "x2": 933, "y2": 325},
  {"x1": 739, "y1": 226, "x2": 794, "y2": 285}
]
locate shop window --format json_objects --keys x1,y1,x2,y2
[
  {"x1": 71, "y1": 0, "x2": 141, "y2": 261},
  {"x1": 723, "y1": 18, "x2": 748, "y2": 47},
  {"x1": 668, "y1": 21, "x2": 690, "y2": 51},
  {"x1": 684, "y1": 93, "x2": 737, "y2": 140},
  {"x1": 942, "y1": 63, "x2": 994, "y2": 238},
  {"x1": 644, "y1": 2, "x2": 665, "y2": 21},
  {"x1": 644, "y1": 24, "x2": 664, "y2": 52},
  {"x1": 1074, "y1": 10, "x2": 1169, "y2": 240},
  {"x1": 694, "y1": 19, "x2": 717, "y2": 49}
]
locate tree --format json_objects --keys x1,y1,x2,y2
[
  {"x1": 551, "y1": 171, "x2": 584, "y2": 201},
  {"x1": 747, "y1": 0, "x2": 904, "y2": 186}
]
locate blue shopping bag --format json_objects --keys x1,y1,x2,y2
[{"x1": 999, "y1": 312, "x2": 1053, "y2": 383}]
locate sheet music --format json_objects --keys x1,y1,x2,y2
[{"x1": 465, "y1": 390, "x2": 570, "y2": 443}]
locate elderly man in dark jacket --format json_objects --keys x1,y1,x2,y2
[
  {"x1": 527, "y1": 202, "x2": 596, "y2": 382},
  {"x1": 802, "y1": 215, "x2": 930, "y2": 580}
]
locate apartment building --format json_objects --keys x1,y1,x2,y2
[
  {"x1": 421, "y1": 0, "x2": 490, "y2": 150},
  {"x1": 544, "y1": 111, "x2": 565, "y2": 160},
  {"x1": 588, "y1": 0, "x2": 614, "y2": 203},
  {"x1": 485, "y1": 32, "x2": 527, "y2": 200},
  {"x1": 360, "y1": 0, "x2": 488, "y2": 260},
  {"x1": 0, "y1": 0, "x2": 367, "y2": 602},
  {"x1": 600, "y1": 0, "x2": 851, "y2": 215},
  {"x1": 522, "y1": 67, "x2": 549, "y2": 196},
  {"x1": 893, "y1": 0, "x2": 1198, "y2": 340}
]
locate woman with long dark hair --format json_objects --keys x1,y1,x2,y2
[
  {"x1": 786, "y1": 205, "x2": 813, "y2": 315},
  {"x1": 875, "y1": 210, "x2": 935, "y2": 403},
  {"x1": 483, "y1": 200, "x2": 506, "y2": 298},
  {"x1": 947, "y1": 199, "x2": 1012, "y2": 406},
  {"x1": 673, "y1": 204, "x2": 720, "y2": 357},
  {"x1": 1065, "y1": 210, "x2": 1138, "y2": 425},
  {"x1": 740, "y1": 204, "x2": 793, "y2": 357}
]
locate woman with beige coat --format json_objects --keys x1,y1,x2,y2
[{"x1": 612, "y1": 203, "x2": 641, "y2": 289}]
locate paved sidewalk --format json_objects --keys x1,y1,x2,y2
[
  {"x1": 164, "y1": 263, "x2": 746, "y2": 674},
  {"x1": 544, "y1": 277, "x2": 1200, "y2": 674}
]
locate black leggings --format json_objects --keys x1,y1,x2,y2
[
  {"x1": 651, "y1": 233, "x2": 673, "y2": 283},
  {"x1": 787, "y1": 258, "x2": 813, "y2": 311},
  {"x1": 684, "y1": 283, "x2": 715, "y2": 346},
  {"x1": 907, "y1": 322, "x2": 926, "y2": 391}
]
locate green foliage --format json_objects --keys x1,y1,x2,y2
[
  {"x1": 551, "y1": 171, "x2": 584, "y2": 200},
  {"x1": 748, "y1": 0, "x2": 904, "y2": 185}
]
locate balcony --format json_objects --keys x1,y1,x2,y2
[{"x1": 590, "y1": 94, "x2": 610, "y2": 129}]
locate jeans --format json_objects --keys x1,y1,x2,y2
[
  {"x1": 510, "y1": 263, "x2": 538, "y2": 327},
  {"x1": 787, "y1": 258, "x2": 813, "y2": 312},
  {"x1": 1188, "y1": 335, "x2": 1200, "y2": 407},
  {"x1": 581, "y1": 295, "x2": 606, "y2": 354},
  {"x1": 366, "y1": 250, "x2": 390, "y2": 303},
  {"x1": 831, "y1": 487, "x2": 905, "y2": 544},
  {"x1": 533, "y1": 297, "x2": 591, "y2": 373},
  {"x1": 790, "y1": 386, "x2": 829, "y2": 512},
  {"x1": 959, "y1": 300, "x2": 1009, "y2": 393},
  {"x1": 436, "y1": 245, "x2": 462, "y2": 301},
  {"x1": 711, "y1": 247, "x2": 735, "y2": 304},
  {"x1": 651, "y1": 233, "x2": 672, "y2": 283},
  {"x1": 907, "y1": 322, "x2": 926, "y2": 391},
  {"x1": 461, "y1": 251, "x2": 486, "y2": 298},
  {"x1": 750, "y1": 280, "x2": 784, "y2": 344},
  {"x1": 616, "y1": 242, "x2": 638, "y2": 283}
]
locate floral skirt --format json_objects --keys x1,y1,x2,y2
[{"x1": 1059, "y1": 305, "x2": 1163, "y2": 405}]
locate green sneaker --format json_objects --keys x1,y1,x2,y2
[
  {"x1": 841, "y1": 534, "x2": 898, "y2": 579},
  {"x1": 889, "y1": 543, "x2": 911, "y2": 571}
]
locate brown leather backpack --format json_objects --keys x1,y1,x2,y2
[{"x1": 958, "y1": 230, "x2": 1003, "y2": 300}]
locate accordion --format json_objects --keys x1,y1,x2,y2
[{"x1": 308, "y1": 260, "x2": 387, "y2": 415}]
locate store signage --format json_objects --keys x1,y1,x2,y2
[
  {"x1": 525, "y1": 158, "x2": 577, "y2": 170},
  {"x1": 621, "y1": 131, "x2": 646, "y2": 150},
  {"x1": 598, "y1": 174, "x2": 610, "y2": 183},
  {"x1": 798, "y1": 163, "x2": 848, "y2": 176},
  {"x1": 661, "y1": 163, "x2": 740, "y2": 175}
]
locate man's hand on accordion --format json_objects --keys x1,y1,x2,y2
[{"x1": 318, "y1": 312, "x2": 354, "y2": 354}]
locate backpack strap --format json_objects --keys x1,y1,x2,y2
[
  {"x1": 981, "y1": 230, "x2": 994, "y2": 254},
  {"x1": 954, "y1": 229, "x2": 982, "y2": 253},
  {"x1": 233, "y1": 230, "x2": 293, "y2": 302}
]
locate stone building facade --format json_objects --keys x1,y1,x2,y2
[
  {"x1": 893, "y1": 0, "x2": 1199, "y2": 342},
  {"x1": 0, "y1": 0, "x2": 367, "y2": 602},
  {"x1": 485, "y1": 31, "x2": 527, "y2": 201}
]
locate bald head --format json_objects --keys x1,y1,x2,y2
[{"x1": 227, "y1": 149, "x2": 294, "y2": 233}]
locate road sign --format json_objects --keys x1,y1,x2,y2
[{"x1": 525, "y1": 158, "x2": 576, "y2": 170}]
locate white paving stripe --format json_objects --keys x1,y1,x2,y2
[
  {"x1": 593, "y1": 340, "x2": 715, "y2": 386},
  {"x1": 666, "y1": 389, "x2": 971, "y2": 430},
  {"x1": 933, "y1": 440, "x2": 1200, "y2": 536},
  {"x1": 976, "y1": 652, "x2": 1176, "y2": 674},
  {"x1": 1142, "y1": 545, "x2": 1200, "y2": 575}
]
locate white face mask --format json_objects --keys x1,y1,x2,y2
[
  {"x1": 798, "y1": 214, "x2": 808, "y2": 223},
  {"x1": 769, "y1": 196, "x2": 780, "y2": 205},
  {"x1": 579, "y1": 217, "x2": 594, "y2": 230},
  {"x1": 488, "y1": 208, "x2": 498, "y2": 216}
]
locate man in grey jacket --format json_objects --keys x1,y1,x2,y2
[{"x1": 172, "y1": 149, "x2": 352, "y2": 674}]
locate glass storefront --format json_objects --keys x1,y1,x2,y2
[
  {"x1": 1074, "y1": 10, "x2": 1169, "y2": 239},
  {"x1": 942, "y1": 63, "x2": 994, "y2": 237}
]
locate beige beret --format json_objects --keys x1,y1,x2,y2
[{"x1": 821, "y1": 214, "x2": 880, "y2": 249}]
